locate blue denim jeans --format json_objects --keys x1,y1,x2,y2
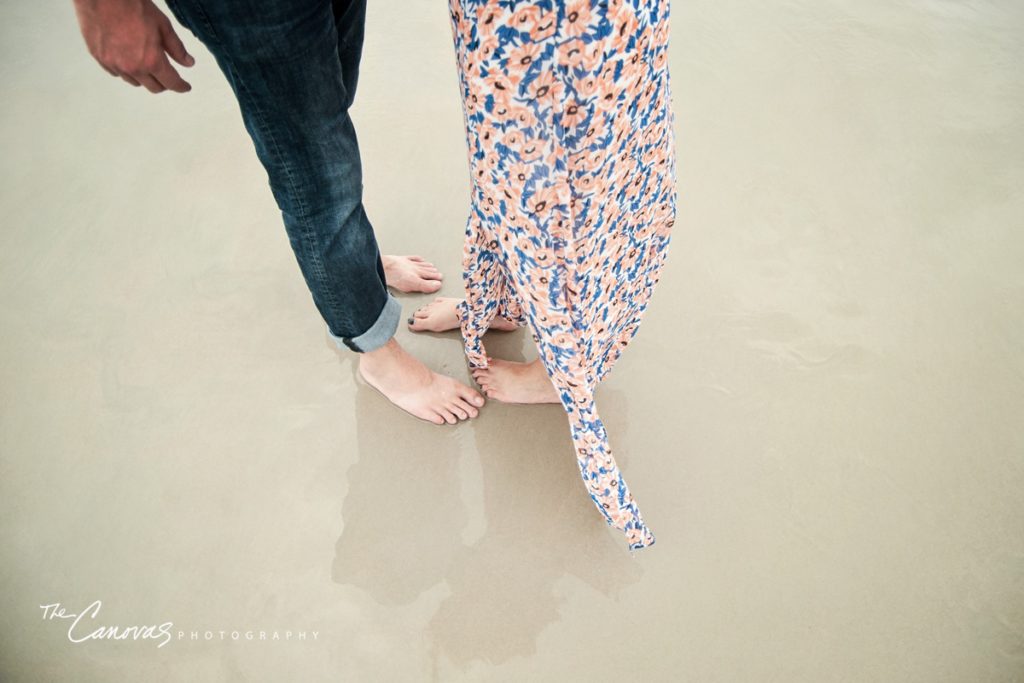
[{"x1": 164, "y1": 0, "x2": 400, "y2": 352}]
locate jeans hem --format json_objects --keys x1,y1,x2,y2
[{"x1": 329, "y1": 294, "x2": 401, "y2": 353}]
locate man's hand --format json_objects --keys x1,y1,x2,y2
[{"x1": 73, "y1": 0, "x2": 195, "y2": 93}]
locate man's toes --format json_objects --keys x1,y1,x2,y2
[
  {"x1": 447, "y1": 403, "x2": 469, "y2": 420},
  {"x1": 450, "y1": 403, "x2": 473, "y2": 419},
  {"x1": 453, "y1": 393, "x2": 480, "y2": 415},
  {"x1": 439, "y1": 409, "x2": 458, "y2": 425},
  {"x1": 461, "y1": 403, "x2": 479, "y2": 418},
  {"x1": 427, "y1": 412, "x2": 446, "y2": 426},
  {"x1": 457, "y1": 384, "x2": 485, "y2": 406},
  {"x1": 412, "y1": 272, "x2": 441, "y2": 290}
]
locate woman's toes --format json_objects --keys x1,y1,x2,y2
[{"x1": 408, "y1": 308, "x2": 430, "y2": 329}]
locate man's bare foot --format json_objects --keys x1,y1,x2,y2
[
  {"x1": 408, "y1": 297, "x2": 519, "y2": 333},
  {"x1": 358, "y1": 339, "x2": 484, "y2": 425},
  {"x1": 383, "y1": 255, "x2": 443, "y2": 294},
  {"x1": 471, "y1": 358, "x2": 560, "y2": 404}
]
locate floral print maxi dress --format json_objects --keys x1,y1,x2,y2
[{"x1": 449, "y1": 0, "x2": 677, "y2": 550}]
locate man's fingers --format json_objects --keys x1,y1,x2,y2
[
  {"x1": 135, "y1": 73, "x2": 166, "y2": 94},
  {"x1": 160, "y1": 19, "x2": 195, "y2": 67},
  {"x1": 151, "y1": 57, "x2": 192, "y2": 93},
  {"x1": 119, "y1": 74, "x2": 142, "y2": 87},
  {"x1": 101, "y1": 64, "x2": 118, "y2": 77}
]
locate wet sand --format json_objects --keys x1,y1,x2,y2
[{"x1": 1, "y1": 1, "x2": 1023, "y2": 681}]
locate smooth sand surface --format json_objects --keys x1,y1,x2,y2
[{"x1": 2, "y1": 1, "x2": 1023, "y2": 681}]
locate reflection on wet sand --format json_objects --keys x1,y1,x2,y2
[{"x1": 334, "y1": 330, "x2": 642, "y2": 666}]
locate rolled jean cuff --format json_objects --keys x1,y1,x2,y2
[{"x1": 329, "y1": 294, "x2": 401, "y2": 353}]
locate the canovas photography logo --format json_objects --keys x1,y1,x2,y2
[{"x1": 40, "y1": 601, "x2": 319, "y2": 649}]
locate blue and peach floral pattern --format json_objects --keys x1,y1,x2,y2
[{"x1": 449, "y1": 0, "x2": 677, "y2": 550}]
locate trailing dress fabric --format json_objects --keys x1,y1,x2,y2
[{"x1": 449, "y1": 0, "x2": 677, "y2": 550}]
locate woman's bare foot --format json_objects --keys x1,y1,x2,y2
[
  {"x1": 471, "y1": 358, "x2": 560, "y2": 404},
  {"x1": 358, "y1": 339, "x2": 484, "y2": 425},
  {"x1": 408, "y1": 297, "x2": 519, "y2": 333},
  {"x1": 383, "y1": 255, "x2": 443, "y2": 294}
]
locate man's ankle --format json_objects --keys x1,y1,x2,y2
[{"x1": 361, "y1": 338, "x2": 406, "y2": 366}]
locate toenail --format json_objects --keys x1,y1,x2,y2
[{"x1": 407, "y1": 317, "x2": 414, "y2": 324}]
